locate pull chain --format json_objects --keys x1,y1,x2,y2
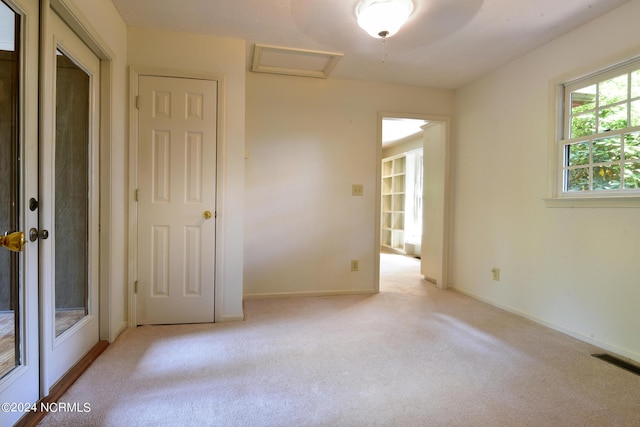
[
  {"x1": 378, "y1": 30, "x2": 389, "y2": 63},
  {"x1": 381, "y1": 37, "x2": 387, "y2": 63}
]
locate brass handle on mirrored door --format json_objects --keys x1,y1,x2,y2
[
  {"x1": 0, "y1": 231, "x2": 26, "y2": 252},
  {"x1": 203, "y1": 210, "x2": 212, "y2": 220}
]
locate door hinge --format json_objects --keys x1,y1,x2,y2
[
  {"x1": 134, "y1": 281, "x2": 138, "y2": 293},
  {"x1": 135, "y1": 95, "x2": 140, "y2": 109},
  {"x1": 135, "y1": 189, "x2": 139, "y2": 202}
]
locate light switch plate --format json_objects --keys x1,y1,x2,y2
[{"x1": 352, "y1": 184, "x2": 364, "y2": 196}]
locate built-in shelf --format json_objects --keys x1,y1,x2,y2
[{"x1": 381, "y1": 155, "x2": 407, "y2": 253}]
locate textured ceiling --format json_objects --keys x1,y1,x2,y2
[{"x1": 111, "y1": 0, "x2": 630, "y2": 89}]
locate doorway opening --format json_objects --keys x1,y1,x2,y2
[
  {"x1": 377, "y1": 113, "x2": 450, "y2": 291},
  {"x1": 381, "y1": 117, "x2": 426, "y2": 257}
]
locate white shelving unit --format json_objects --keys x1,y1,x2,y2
[{"x1": 381, "y1": 154, "x2": 406, "y2": 253}]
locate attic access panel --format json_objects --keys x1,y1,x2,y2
[{"x1": 251, "y1": 44, "x2": 343, "y2": 79}]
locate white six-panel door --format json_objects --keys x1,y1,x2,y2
[{"x1": 136, "y1": 75, "x2": 217, "y2": 325}]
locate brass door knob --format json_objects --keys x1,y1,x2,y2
[
  {"x1": 0, "y1": 231, "x2": 26, "y2": 252},
  {"x1": 203, "y1": 210, "x2": 212, "y2": 220}
]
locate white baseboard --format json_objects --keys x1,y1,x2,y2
[
  {"x1": 218, "y1": 314, "x2": 245, "y2": 322},
  {"x1": 244, "y1": 289, "x2": 377, "y2": 299},
  {"x1": 109, "y1": 321, "x2": 128, "y2": 343}
]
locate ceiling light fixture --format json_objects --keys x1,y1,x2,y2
[{"x1": 356, "y1": 0, "x2": 414, "y2": 39}]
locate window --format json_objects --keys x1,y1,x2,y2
[{"x1": 557, "y1": 59, "x2": 640, "y2": 197}]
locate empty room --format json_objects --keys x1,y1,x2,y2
[{"x1": 1, "y1": 0, "x2": 639, "y2": 426}]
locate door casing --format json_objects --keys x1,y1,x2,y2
[{"x1": 376, "y1": 112, "x2": 452, "y2": 291}]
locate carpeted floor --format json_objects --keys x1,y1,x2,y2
[{"x1": 39, "y1": 253, "x2": 640, "y2": 426}]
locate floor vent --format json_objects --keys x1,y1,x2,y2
[{"x1": 592, "y1": 353, "x2": 640, "y2": 376}]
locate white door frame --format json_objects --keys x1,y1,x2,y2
[
  {"x1": 128, "y1": 67, "x2": 227, "y2": 326},
  {"x1": 376, "y1": 112, "x2": 452, "y2": 291}
]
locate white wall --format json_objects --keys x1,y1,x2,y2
[
  {"x1": 245, "y1": 72, "x2": 454, "y2": 297},
  {"x1": 62, "y1": 0, "x2": 128, "y2": 341},
  {"x1": 453, "y1": 0, "x2": 640, "y2": 361},
  {"x1": 421, "y1": 122, "x2": 448, "y2": 288},
  {"x1": 127, "y1": 27, "x2": 246, "y2": 321}
]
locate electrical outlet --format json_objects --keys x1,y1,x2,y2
[
  {"x1": 351, "y1": 260, "x2": 359, "y2": 271},
  {"x1": 492, "y1": 267, "x2": 500, "y2": 281}
]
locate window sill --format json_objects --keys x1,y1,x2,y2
[{"x1": 544, "y1": 196, "x2": 640, "y2": 208}]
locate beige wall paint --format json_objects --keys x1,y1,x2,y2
[
  {"x1": 453, "y1": 0, "x2": 640, "y2": 361},
  {"x1": 127, "y1": 27, "x2": 246, "y2": 321},
  {"x1": 421, "y1": 122, "x2": 448, "y2": 288},
  {"x1": 245, "y1": 73, "x2": 454, "y2": 296}
]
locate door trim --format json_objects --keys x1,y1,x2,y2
[{"x1": 128, "y1": 66, "x2": 226, "y2": 326}]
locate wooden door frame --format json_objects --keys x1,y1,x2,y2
[
  {"x1": 128, "y1": 67, "x2": 226, "y2": 326},
  {"x1": 375, "y1": 112, "x2": 452, "y2": 291}
]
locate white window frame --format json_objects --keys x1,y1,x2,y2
[{"x1": 547, "y1": 53, "x2": 640, "y2": 208}]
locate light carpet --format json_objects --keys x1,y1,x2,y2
[{"x1": 39, "y1": 253, "x2": 640, "y2": 426}]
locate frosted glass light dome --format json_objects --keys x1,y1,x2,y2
[{"x1": 356, "y1": 0, "x2": 414, "y2": 39}]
